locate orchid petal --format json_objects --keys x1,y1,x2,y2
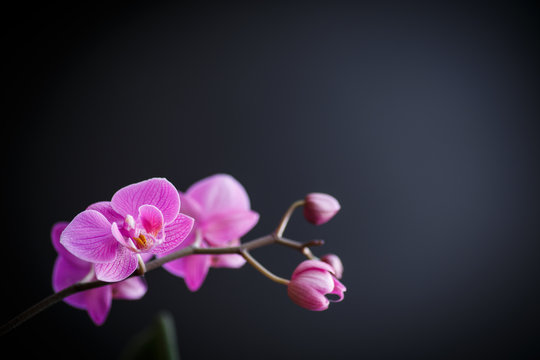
[
  {"x1": 137, "y1": 204, "x2": 164, "y2": 236},
  {"x1": 203, "y1": 210, "x2": 259, "y2": 246},
  {"x1": 178, "y1": 192, "x2": 203, "y2": 219},
  {"x1": 85, "y1": 286, "x2": 113, "y2": 326},
  {"x1": 211, "y1": 253, "x2": 246, "y2": 268},
  {"x1": 288, "y1": 280, "x2": 330, "y2": 311},
  {"x1": 329, "y1": 278, "x2": 347, "y2": 302},
  {"x1": 87, "y1": 201, "x2": 124, "y2": 224},
  {"x1": 291, "y1": 260, "x2": 336, "y2": 279},
  {"x1": 112, "y1": 277, "x2": 148, "y2": 300},
  {"x1": 153, "y1": 213, "x2": 194, "y2": 255},
  {"x1": 51, "y1": 222, "x2": 88, "y2": 267},
  {"x1": 186, "y1": 174, "x2": 252, "y2": 218},
  {"x1": 52, "y1": 256, "x2": 92, "y2": 309},
  {"x1": 60, "y1": 210, "x2": 118, "y2": 263},
  {"x1": 211, "y1": 238, "x2": 246, "y2": 268},
  {"x1": 111, "y1": 222, "x2": 136, "y2": 250},
  {"x1": 163, "y1": 254, "x2": 211, "y2": 292},
  {"x1": 111, "y1": 178, "x2": 180, "y2": 225},
  {"x1": 94, "y1": 247, "x2": 138, "y2": 282},
  {"x1": 295, "y1": 270, "x2": 335, "y2": 294}
]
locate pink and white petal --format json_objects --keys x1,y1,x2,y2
[
  {"x1": 140, "y1": 253, "x2": 154, "y2": 262},
  {"x1": 162, "y1": 254, "x2": 211, "y2": 292},
  {"x1": 87, "y1": 201, "x2": 124, "y2": 224},
  {"x1": 178, "y1": 193, "x2": 203, "y2": 220},
  {"x1": 292, "y1": 260, "x2": 336, "y2": 279},
  {"x1": 211, "y1": 253, "x2": 246, "y2": 268},
  {"x1": 51, "y1": 222, "x2": 88, "y2": 267},
  {"x1": 287, "y1": 280, "x2": 330, "y2": 311},
  {"x1": 186, "y1": 174, "x2": 252, "y2": 217},
  {"x1": 295, "y1": 270, "x2": 335, "y2": 294},
  {"x1": 85, "y1": 286, "x2": 113, "y2": 326},
  {"x1": 137, "y1": 204, "x2": 164, "y2": 236},
  {"x1": 153, "y1": 214, "x2": 194, "y2": 255},
  {"x1": 112, "y1": 277, "x2": 148, "y2": 300},
  {"x1": 111, "y1": 178, "x2": 180, "y2": 225},
  {"x1": 60, "y1": 210, "x2": 118, "y2": 263},
  {"x1": 111, "y1": 222, "x2": 136, "y2": 251},
  {"x1": 329, "y1": 278, "x2": 347, "y2": 302},
  {"x1": 95, "y1": 247, "x2": 138, "y2": 282},
  {"x1": 203, "y1": 210, "x2": 259, "y2": 246},
  {"x1": 53, "y1": 256, "x2": 92, "y2": 309}
]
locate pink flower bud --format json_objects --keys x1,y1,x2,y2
[
  {"x1": 287, "y1": 260, "x2": 346, "y2": 311},
  {"x1": 321, "y1": 253, "x2": 344, "y2": 279},
  {"x1": 303, "y1": 193, "x2": 341, "y2": 225}
]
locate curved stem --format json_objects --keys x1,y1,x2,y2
[
  {"x1": 240, "y1": 250, "x2": 289, "y2": 285},
  {"x1": 274, "y1": 200, "x2": 305, "y2": 238},
  {"x1": 1, "y1": 234, "x2": 280, "y2": 335},
  {"x1": 2, "y1": 202, "x2": 324, "y2": 335}
]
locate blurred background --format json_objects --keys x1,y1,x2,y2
[{"x1": 2, "y1": 1, "x2": 539, "y2": 359}]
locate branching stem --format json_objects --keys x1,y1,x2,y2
[{"x1": 1, "y1": 234, "x2": 318, "y2": 335}]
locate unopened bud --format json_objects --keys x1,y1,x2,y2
[
  {"x1": 303, "y1": 193, "x2": 340, "y2": 225},
  {"x1": 321, "y1": 253, "x2": 344, "y2": 279}
]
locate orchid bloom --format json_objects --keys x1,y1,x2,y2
[
  {"x1": 60, "y1": 178, "x2": 194, "y2": 282},
  {"x1": 287, "y1": 260, "x2": 346, "y2": 311},
  {"x1": 52, "y1": 222, "x2": 147, "y2": 325},
  {"x1": 161, "y1": 174, "x2": 259, "y2": 291}
]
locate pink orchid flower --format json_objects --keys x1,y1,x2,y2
[
  {"x1": 160, "y1": 174, "x2": 259, "y2": 291},
  {"x1": 52, "y1": 222, "x2": 148, "y2": 325},
  {"x1": 287, "y1": 260, "x2": 346, "y2": 311},
  {"x1": 60, "y1": 178, "x2": 194, "y2": 282}
]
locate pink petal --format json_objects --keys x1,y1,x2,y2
[
  {"x1": 185, "y1": 174, "x2": 252, "y2": 219},
  {"x1": 52, "y1": 256, "x2": 92, "y2": 309},
  {"x1": 211, "y1": 239, "x2": 246, "y2": 268},
  {"x1": 111, "y1": 178, "x2": 180, "y2": 225},
  {"x1": 112, "y1": 277, "x2": 148, "y2": 300},
  {"x1": 203, "y1": 210, "x2": 259, "y2": 246},
  {"x1": 329, "y1": 278, "x2": 347, "y2": 302},
  {"x1": 211, "y1": 253, "x2": 246, "y2": 268},
  {"x1": 111, "y1": 222, "x2": 135, "y2": 250},
  {"x1": 321, "y1": 254, "x2": 344, "y2": 279},
  {"x1": 288, "y1": 280, "x2": 330, "y2": 311},
  {"x1": 178, "y1": 192, "x2": 203, "y2": 219},
  {"x1": 294, "y1": 270, "x2": 335, "y2": 294},
  {"x1": 87, "y1": 201, "x2": 124, "y2": 224},
  {"x1": 162, "y1": 254, "x2": 211, "y2": 292},
  {"x1": 292, "y1": 260, "x2": 336, "y2": 279},
  {"x1": 153, "y1": 213, "x2": 194, "y2": 255},
  {"x1": 51, "y1": 222, "x2": 87, "y2": 266},
  {"x1": 60, "y1": 210, "x2": 119, "y2": 263},
  {"x1": 94, "y1": 246, "x2": 138, "y2": 282},
  {"x1": 137, "y1": 204, "x2": 164, "y2": 236},
  {"x1": 85, "y1": 286, "x2": 113, "y2": 326}
]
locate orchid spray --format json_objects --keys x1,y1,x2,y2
[{"x1": 1, "y1": 174, "x2": 346, "y2": 334}]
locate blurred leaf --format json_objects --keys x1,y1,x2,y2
[{"x1": 120, "y1": 311, "x2": 180, "y2": 360}]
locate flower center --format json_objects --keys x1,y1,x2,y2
[{"x1": 132, "y1": 233, "x2": 149, "y2": 250}]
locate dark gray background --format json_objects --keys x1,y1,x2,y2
[{"x1": 3, "y1": 1, "x2": 539, "y2": 359}]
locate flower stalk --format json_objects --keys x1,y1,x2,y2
[{"x1": 1, "y1": 233, "x2": 319, "y2": 336}]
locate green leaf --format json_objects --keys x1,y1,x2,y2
[{"x1": 120, "y1": 311, "x2": 180, "y2": 360}]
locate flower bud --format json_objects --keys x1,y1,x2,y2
[
  {"x1": 320, "y1": 254, "x2": 344, "y2": 279},
  {"x1": 303, "y1": 193, "x2": 341, "y2": 225},
  {"x1": 287, "y1": 260, "x2": 346, "y2": 311}
]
